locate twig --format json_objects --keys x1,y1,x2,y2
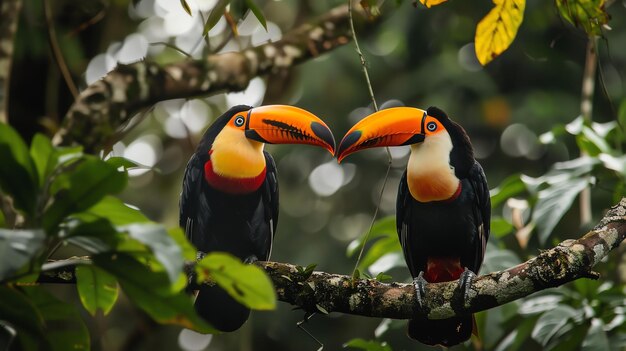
[
  {"x1": 43, "y1": 0, "x2": 79, "y2": 98},
  {"x1": 348, "y1": 0, "x2": 393, "y2": 277}
]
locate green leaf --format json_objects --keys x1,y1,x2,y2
[
  {"x1": 21, "y1": 286, "x2": 90, "y2": 351},
  {"x1": 343, "y1": 338, "x2": 393, "y2": 351},
  {"x1": 0, "y1": 209, "x2": 5, "y2": 228},
  {"x1": 494, "y1": 316, "x2": 540, "y2": 351},
  {"x1": 196, "y1": 252, "x2": 276, "y2": 310},
  {"x1": 75, "y1": 265, "x2": 119, "y2": 316},
  {"x1": 180, "y1": 0, "x2": 192, "y2": 15},
  {"x1": 29, "y1": 134, "x2": 54, "y2": 187},
  {"x1": 168, "y1": 227, "x2": 197, "y2": 261},
  {"x1": 490, "y1": 174, "x2": 525, "y2": 207},
  {"x1": 0, "y1": 229, "x2": 45, "y2": 281},
  {"x1": 122, "y1": 223, "x2": 184, "y2": 283},
  {"x1": 229, "y1": 0, "x2": 249, "y2": 22},
  {"x1": 244, "y1": 0, "x2": 267, "y2": 30},
  {"x1": 347, "y1": 216, "x2": 395, "y2": 257},
  {"x1": 531, "y1": 305, "x2": 580, "y2": 347},
  {"x1": 203, "y1": 0, "x2": 229, "y2": 36},
  {"x1": 0, "y1": 123, "x2": 38, "y2": 215},
  {"x1": 94, "y1": 253, "x2": 214, "y2": 333},
  {"x1": 43, "y1": 156, "x2": 127, "y2": 231},
  {"x1": 556, "y1": 0, "x2": 609, "y2": 36},
  {"x1": 491, "y1": 217, "x2": 514, "y2": 238},
  {"x1": 618, "y1": 100, "x2": 626, "y2": 134},
  {"x1": 0, "y1": 286, "x2": 45, "y2": 341},
  {"x1": 532, "y1": 177, "x2": 589, "y2": 244},
  {"x1": 82, "y1": 195, "x2": 149, "y2": 225},
  {"x1": 480, "y1": 242, "x2": 521, "y2": 274},
  {"x1": 374, "y1": 272, "x2": 392, "y2": 282},
  {"x1": 582, "y1": 319, "x2": 609, "y2": 351},
  {"x1": 106, "y1": 156, "x2": 142, "y2": 170}
]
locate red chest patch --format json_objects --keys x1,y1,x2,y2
[
  {"x1": 203, "y1": 155, "x2": 266, "y2": 194},
  {"x1": 424, "y1": 257, "x2": 465, "y2": 283}
]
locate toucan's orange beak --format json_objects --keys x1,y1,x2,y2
[
  {"x1": 245, "y1": 105, "x2": 335, "y2": 156},
  {"x1": 336, "y1": 107, "x2": 427, "y2": 163}
]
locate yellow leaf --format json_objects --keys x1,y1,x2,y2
[
  {"x1": 419, "y1": 0, "x2": 448, "y2": 7},
  {"x1": 475, "y1": 0, "x2": 525, "y2": 65}
]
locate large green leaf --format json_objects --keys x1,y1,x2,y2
[
  {"x1": 0, "y1": 123, "x2": 38, "y2": 215},
  {"x1": 490, "y1": 174, "x2": 525, "y2": 207},
  {"x1": 168, "y1": 227, "x2": 198, "y2": 261},
  {"x1": 343, "y1": 338, "x2": 393, "y2": 351},
  {"x1": 122, "y1": 223, "x2": 184, "y2": 283},
  {"x1": 75, "y1": 265, "x2": 119, "y2": 316},
  {"x1": 21, "y1": 286, "x2": 90, "y2": 351},
  {"x1": 494, "y1": 315, "x2": 539, "y2": 351},
  {"x1": 346, "y1": 216, "x2": 396, "y2": 257},
  {"x1": 479, "y1": 242, "x2": 521, "y2": 274},
  {"x1": 0, "y1": 229, "x2": 45, "y2": 281},
  {"x1": 29, "y1": 134, "x2": 54, "y2": 187},
  {"x1": 196, "y1": 252, "x2": 276, "y2": 310},
  {"x1": 531, "y1": 305, "x2": 580, "y2": 347},
  {"x1": 491, "y1": 216, "x2": 514, "y2": 238},
  {"x1": 43, "y1": 157, "x2": 127, "y2": 231},
  {"x1": 582, "y1": 319, "x2": 609, "y2": 351},
  {"x1": 532, "y1": 177, "x2": 589, "y2": 244},
  {"x1": 0, "y1": 286, "x2": 45, "y2": 342},
  {"x1": 94, "y1": 253, "x2": 214, "y2": 333},
  {"x1": 81, "y1": 195, "x2": 149, "y2": 225},
  {"x1": 556, "y1": 0, "x2": 609, "y2": 36}
]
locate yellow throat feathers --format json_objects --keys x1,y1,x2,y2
[{"x1": 210, "y1": 126, "x2": 266, "y2": 178}]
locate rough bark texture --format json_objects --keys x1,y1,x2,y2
[
  {"x1": 0, "y1": 0, "x2": 22, "y2": 123},
  {"x1": 38, "y1": 198, "x2": 626, "y2": 321},
  {"x1": 52, "y1": 5, "x2": 361, "y2": 153}
]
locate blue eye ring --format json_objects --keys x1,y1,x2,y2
[
  {"x1": 426, "y1": 121, "x2": 437, "y2": 132},
  {"x1": 234, "y1": 116, "x2": 245, "y2": 127}
]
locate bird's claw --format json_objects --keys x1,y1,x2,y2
[
  {"x1": 413, "y1": 271, "x2": 428, "y2": 312},
  {"x1": 457, "y1": 268, "x2": 476, "y2": 306}
]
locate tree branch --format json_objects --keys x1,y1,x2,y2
[
  {"x1": 0, "y1": 0, "x2": 22, "y2": 123},
  {"x1": 36, "y1": 198, "x2": 626, "y2": 321},
  {"x1": 52, "y1": 5, "x2": 368, "y2": 153}
]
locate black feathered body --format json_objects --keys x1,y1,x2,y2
[
  {"x1": 179, "y1": 105, "x2": 279, "y2": 332},
  {"x1": 397, "y1": 107, "x2": 490, "y2": 347}
]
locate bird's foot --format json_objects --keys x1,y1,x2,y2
[
  {"x1": 413, "y1": 271, "x2": 428, "y2": 312},
  {"x1": 457, "y1": 268, "x2": 476, "y2": 307},
  {"x1": 243, "y1": 255, "x2": 259, "y2": 264}
]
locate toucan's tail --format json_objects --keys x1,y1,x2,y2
[
  {"x1": 408, "y1": 314, "x2": 476, "y2": 347},
  {"x1": 194, "y1": 284, "x2": 250, "y2": 332}
]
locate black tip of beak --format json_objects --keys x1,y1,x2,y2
[
  {"x1": 311, "y1": 122, "x2": 336, "y2": 152},
  {"x1": 337, "y1": 130, "x2": 362, "y2": 159}
]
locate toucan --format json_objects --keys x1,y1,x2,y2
[
  {"x1": 337, "y1": 106, "x2": 490, "y2": 347},
  {"x1": 180, "y1": 104, "x2": 335, "y2": 332}
]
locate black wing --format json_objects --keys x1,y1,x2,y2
[
  {"x1": 468, "y1": 161, "x2": 490, "y2": 272},
  {"x1": 180, "y1": 152, "x2": 205, "y2": 252},
  {"x1": 396, "y1": 170, "x2": 422, "y2": 278},
  {"x1": 261, "y1": 151, "x2": 279, "y2": 259}
]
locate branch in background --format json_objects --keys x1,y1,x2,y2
[
  {"x1": 578, "y1": 38, "x2": 598, "y2": 226},
  {"x1": 38, "y1": 198, "x2": 626, "y2": 321},
  {"x1": 0, "y1": 0, "x2": 23, "y2": 123},
  {"x1": 52, "y1": 5, "x2": 371, "y2": 153}
]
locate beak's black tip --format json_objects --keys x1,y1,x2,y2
[
  {"x1": 336, "y1": 130, "x2": 362, "y2": 160},
  {"x1": 311, "y1": 122, "x2": 336, "y2": 152}
]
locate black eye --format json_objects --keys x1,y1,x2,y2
[
  {"x1": 426, "y1": 121, "x2": 437, "y2": 132},
  {"x1": 234, "y1": 116, "x2": 245, "y2": 127}
]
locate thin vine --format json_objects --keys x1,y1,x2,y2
[{"x1": 348, "y1": 1, "x2": 393, "y2": 279}]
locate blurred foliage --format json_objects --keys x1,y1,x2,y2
[
  {"x1": 0, "y1": 127, "x2": 276, "y2": 349},
  {"x1": 2, "y1": 0, "x2": 626, "y2": 350}
]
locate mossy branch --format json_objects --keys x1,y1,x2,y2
[
  {"x1": 38, "y1": 198, "x2": 626, "y2": 321},
  {"x1": 52, "y1": 5, "x2": 372, "y2": 153}
]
